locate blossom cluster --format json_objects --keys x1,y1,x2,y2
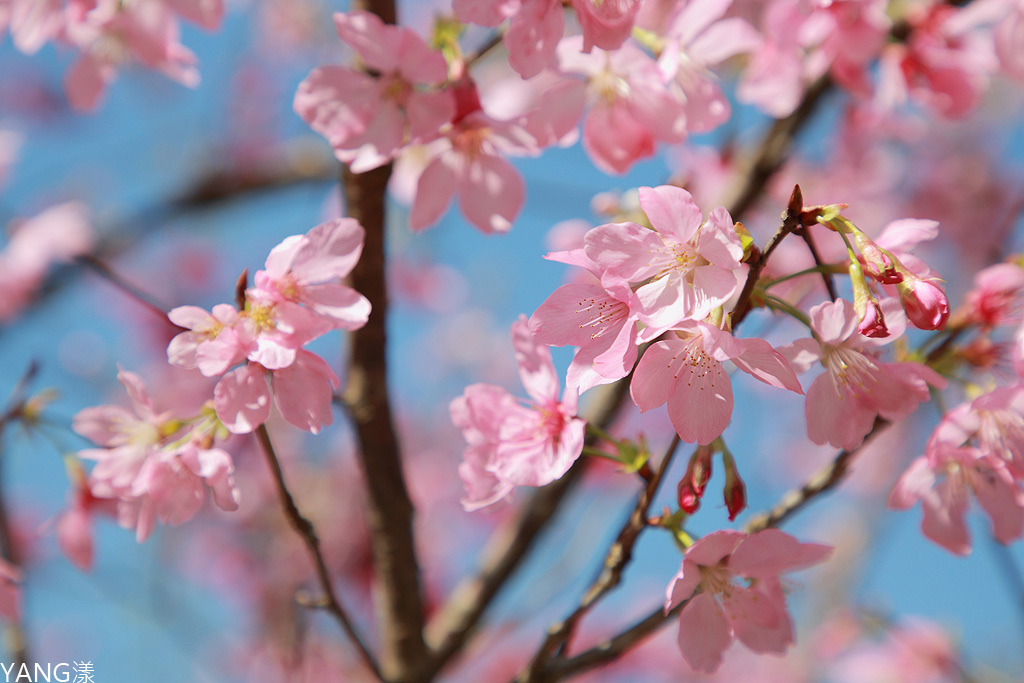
[
  {"x1": 68, "y1": 218, "x2": 370, "y2": 551},
  {"x1": 1, "y1": 0, "x2": 223, "y2": 110},
  {"x1": 294, "y1": 1, "x2": 1024, "y2": 237}
]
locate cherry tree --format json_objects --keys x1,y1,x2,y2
[{"x1": 1, "y1": 0, "x2": 1024, "y2": 681}]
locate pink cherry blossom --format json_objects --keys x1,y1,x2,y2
[
  {"x1": 451, "y1": 317, "x2": 585, "y2": 510},
  {"x1": 665, "y1": 529, "x2": 831, "y2": 673},
  {"x1": 964, "y1": 262, "x2": 1024, "y2": 329},
  {"x1": 584, "y1": 185, "x2": 745, "y2": 332},
  {"x1": 251, "y1": 218, "x2": 371, "y2": 331},
  {"x1": 529, "y1": 249, "x2": 641, "y2": 394},
  {"x1": 213, "y1": 351, "x2": 339, "y2": 435},
  {"x1": 875, "y1": 3, "x2": 997, "y2": 118},
  {"x1": 453, "y1": 0, "x2": 564, "y2": 79},
  {"x1": 638, "y1": 0, "x2": 762, "y2": 133},
  {"x1": 294, "y1": 11, "x2": 455, "y2": 172},
  {"x1": 630, "y1": 321, "x2": 802, "y2": 445},
  {"x1": 74, "y1": 369, "x2": 241, "y2": 542},
  {"x1": 889, "y1": 441, "x2": 1024, "y2": 555},
  {"x1": 63, "y1": 0, "x2": 202, "y2": 111},
  {"x1": 410, "y1": 77, "x2": 581, "y2": 233},
  {"x1": 167, "y1": 303, "x2": 248, "y2": 376},
  {"x1": 931, "y1": 387, "x2": 1024, "y2": 480},
  {"x1": 570, "y1": 0, "x2": 642, "y2": 53},
  {"x1": 0, "y1": 201, "x2": 93, "y2": 321},
  {"x1": 555, "y1": 37, "x2": 686, "y2": 174},
  {"x1": 784, "y1": 300, "x2": 946, "y2": 451}
]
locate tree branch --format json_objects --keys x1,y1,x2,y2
[
  {"x1": 253, "y1": 425, "x2": 383, "y2": 681},
  {"x1": 342, "y1": 158, "x2": 428, "y2": 683},
  {"x1": 517, "y1": 436, "x2": 683, "y2": 681}
]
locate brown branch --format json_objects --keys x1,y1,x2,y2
[
  {"x1": 342, "y1": 159, "x2": 428, "y2": 682},
  {"x1": 721, "y1": 74, "x2": 833, "y2": 221},
  {"x1": 253, "y1": 425, "x2": 383, "y2": 681},
  {"x1": 517, "y1": 435, "x2": 683, "y2": 681},
  {"x1": 0, "y1": 363, "x2": 40, "y2": 670},
  {"x1": 745, "y1": 417, "x2": 889, "y2": 534},
  {"x1": 538, "y1": 601, "x2": 687, "y2": 682},
  {"x1": 796, "y1": 226, "x2": 838, "y2": 301},
  {"x1": 76, "y1": 254, "x2": 179, "y2": 325}
]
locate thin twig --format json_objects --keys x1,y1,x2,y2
[
  {"x1": 796, "y1": 226, "x2": 838, "y2": 301},
  {"x1": 518, "y1": 436, "x2": 683, "y2": 681},
  {"x1": 538, "y1": 602, "x2": 687, "y2": 682},
  {"x1": 0, "y1": 363, "x2": 39, "y2": 670},
  {"x1": 253, "y1": 425, "x2": 383, "y2": 682},
  {"x1": 744, "y1": 418, "x2": 888, "y2": 534},
  {"x1": 77, "y1": 254, "x2": 177, "y2": 324}
]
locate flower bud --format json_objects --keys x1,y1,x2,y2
[
  {"x1": 722, "y1": 452, "x2": 746, "y2": 521},
  {"x1": 858, "y1": 299, "x2": 889, "y2": 338},
  {"x1": 853, "y1": 232, "x2": 902, "y2": 284},
  {"x1": 898, "y1": 276, "x2": 950, "y2": 331},
  {"x1": 678, "y1": 446, "x2": 714, "y2": 513}
]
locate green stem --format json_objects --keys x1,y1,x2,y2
[
  {"x1": 764, "y1": 263, "x2": 845, "y2": 289},
  {"x1": 763, "y1": 294, "x2": 815, "y2": 331}
]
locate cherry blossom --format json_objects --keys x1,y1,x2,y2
[
  {"x1": 571, "y1": 0, "x2": 642, "y2": 53},
  {"x1": 453, "y1": 0, "x2": 564, "y2": 79},
  {"x1": 63, "y1": 0, "x2": 203, "y2": 111},
  {"x1": 889, "y1": 441, "x2": 1024, "y2": 555},
  {"x1": 665, "y1": 529, "x2": 831, "y2": 673},
  {"x1": 637, "y1": 0, "x2": 761, "y2": 133},
  {"x1": 409, "y1": 76, "x2": 581, "y2": 233},
  {"x1": 584, "y1": 185, "x2": 745, "y2": 333},
  {"x1": 451, "y1": 316, "x2": 585, "y2": 510},
  {"x1": 529, "y1": 249, "x2": 641, "y2": 394},
  {"x1": 963, "y1": 262, "x2": 1024, "y2": 330},
  {"x1": 294, "y1": 10, "x2": 455, "y2": 172},
  {"x1": 73, "y1": 369, "x2": 240, "y2": 542},
  {"x1": 630, "y1": 321, "x2": 802, "y2": 445},
  {"x1": 554, "y1": 37, "x2": 686, "y2": 175},
  {"x1": 783, "y1": 300, "x2": 946, "y2": 450}
]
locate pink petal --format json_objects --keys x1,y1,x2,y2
[
  {"x1": 721, "y1": 582, "x2": 792, "y2": 654},
  {"x1": 410, "y1": 153, "x2": 459, "y2": 231},
  {"x1": 630, "y1": 339, "x2": 686, "y2": 412},
  {"x1": 511, "y1": 316, "x2": 560, "y2": 404},
  {"x1": 291, "y1": 218, "x2": 365, "y2": 283},
  {"x1": 921, "y1": 478, "x2": 971, "y2": 555},
  {"x1": 638, "y1": 185, "x2": 703, "y2": 244},
  {"x1": 505, "y1": 0, "x2": 564, "y2": 79},
  {"x1": 271, "y1": 351, "x2": 339, "y2": 435},
  {"x1": 728, "y1": 529, "x2": 832, "y2": 579},
  {"x1": 293, "y1": 66, "x2": 377, "y2": 147},
  {"x1": 697, "y1": 206, "x2": 743, "y2": 268},
  {"x1": 888, "y1": 456, "x2": 935, "y2": 510},
  {"x1": 333, "y1": 11, "x2": 398, "y2": 74},
  {"x1": 731, "y1": 336, "x2": 804, "y2": 394},
  {"x1": 687, "y1": 17, "x2": 762, "y2": 66},
  {"x1": 65, "y1": 53, "x2": 115, "y2": 112},
  {"x1": 406, "y1": 90, "x2": 457, "y2": 143},
  {"x1": 972, "y1": 458, "x2": 1024, "y2": 545},
  {"x1": 666, "y1": 353, "x2": 733, "y2": 445},
  {"x1": 685, "y1": 529, "x2": 746, "y2": 566},
  {"x1": 214, "y1": 365, "x2": 271, "y2": 434},
  {"x1": 584, "y1": 221, "x2": 663, "y2": 282},
  {"x1": 676, "y1": 592, "x2": 732, "y2": 673},
  {"x1": 57, "y1": 505, "x2": 94, "y2": 572},
  {"x1": 302, "y1": 283, "x2": 371, "y2": 330},
  {"x1": 457, "y1": 154, "x2": 524, "y2": 234},
  {"x1": 665, "y1": 560, "x2": 701, "y2": 610}
]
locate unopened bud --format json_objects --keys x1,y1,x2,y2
[
  {"x1": 897, "y1": 276, "x2": 950, "y2": 331},
  {"x1": 722, "y1": 452, "x2": 746, "y2": 521}
]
